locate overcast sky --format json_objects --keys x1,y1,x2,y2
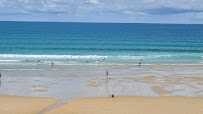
[{"x1": 0, "y1": 0, "x2": 203, "y2": 23}]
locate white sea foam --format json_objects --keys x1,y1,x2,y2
[
  {"x1": 0, "y1": 60, "x2": 19, "y2": 62},
  {"x1": 0, "y1": 54, "x2": 107, "y2": 59}
]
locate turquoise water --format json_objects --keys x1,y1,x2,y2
[{"x1": 0, "y1": 21, "x2": 203, "y2": 65}]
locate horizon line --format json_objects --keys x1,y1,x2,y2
[{"x1": 0, "y1": 20, "x2": 203, "y2": 25}]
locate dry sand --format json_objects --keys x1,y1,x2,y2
[
  {"x1": 46, "y1": 97, "x2": 203, "y2": 114},
  {"x1": 0, "y1": 95, "x2": 58, "y2": 114}
]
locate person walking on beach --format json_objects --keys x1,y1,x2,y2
[
  {"x1": 106, "y1": 70, "x2": 109, "y2": 79},
  {"x1": 106, "y1": 70, "x2": 108, "y2": 76}
]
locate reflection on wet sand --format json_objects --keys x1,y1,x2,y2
[
  {"x1": 151, "y1": 86, "x2": 172, "y2": 95},
  {"x1": 7, "y1": 81, "x2": 17, "y2": 83},
  {"x1": 0, "y1": 66, "x2": 203, "y2": 102},
  {"x1": 105, "y1": 75, "x2": 110, "y2": 97},
  {"x1": 35, "y1": 90, "x2": 48, "y2": 92},
  {"x1": 86, "y1": 84, "x2": 102, "y2": 87}
]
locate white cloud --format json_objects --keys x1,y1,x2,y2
[
  {"x1": 88, "y1": 0, "x2": 99, "y2": 4},
  {"x1": 0, "y1": 0, "x2": 203, "y2": 22},
  {"x1": 1, "y1": 0, "x2": 203, "y2": 14}
]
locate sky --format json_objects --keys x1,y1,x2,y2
[{"x1": 0, "y1": 0, "x2": 203, "y2": 23}]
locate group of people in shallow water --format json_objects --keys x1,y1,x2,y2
[{"x1": 25, "y1": 57, "x2": 142, "y2": 67}]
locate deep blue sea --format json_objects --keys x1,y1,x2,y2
[{"x1": 0, "y1": 21, "x2": 203, "y2": 65}]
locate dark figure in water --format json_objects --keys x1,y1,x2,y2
[
  {"x1": 96, "y1": 60, "x2": 99, "y2": 63},
  {"x1": 0, "y1": 72, "x2": 1, "y2": 88},
  {"x1": 103, "y1": 57, "x2": 105, "y2": 60},
  {"x1": 38, "y1": 60, "x2": 40, "y2": 63},
  {"x1": 51, "y1": 62, "x2": 54, "y2": 67},
  {"x1": 139, "y1": 62, "x2": 141, "y2": 66},
  {"x1": 26, "y1": 59, "x2": 28, "y2": 62}
]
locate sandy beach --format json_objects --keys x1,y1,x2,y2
[
  {"x1": 0, "y1": 95, "x2": 58, "y2": 114},
  {"x1": 0, "y1": 65, "x2": 203, "y2": 113},
  {"x1": 46, "y1": 96, "x2": 203, "y2": 114},
  {"x1": 0, "y1": 95, "x2": 202, "y2": 114}
]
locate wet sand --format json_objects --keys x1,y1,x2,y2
[
  {"x1": 0, "y1": 95, "x2": 58, "y2": 114},
  {"x1": 46, "y1": 97, "x2": 203, "y2": 114}
]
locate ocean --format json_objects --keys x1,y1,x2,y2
[{"x1": 0, "y1": 21, "x2": 203, "y2": 65}]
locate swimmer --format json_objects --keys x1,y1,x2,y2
[
  {"x1": 103, "y1": 57, "x2": 105, "y2": 60},
  {"x1": 38, "y1": 60, "x2": 40, "y2": 63},
  {"x1": 96, "y1": 60, "x2": 100, "y2": 63}
]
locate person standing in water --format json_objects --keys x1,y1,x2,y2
[
  {"x1": 51, "y1": 62, "x2": 54, "y2": 67},
  {"x1": 0, "y1": 72, "x2": 1, "y2": 88}
]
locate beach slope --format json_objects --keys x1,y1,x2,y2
[{"x1": 46, "y1": 97, "x2": 203, "y2": 114}]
